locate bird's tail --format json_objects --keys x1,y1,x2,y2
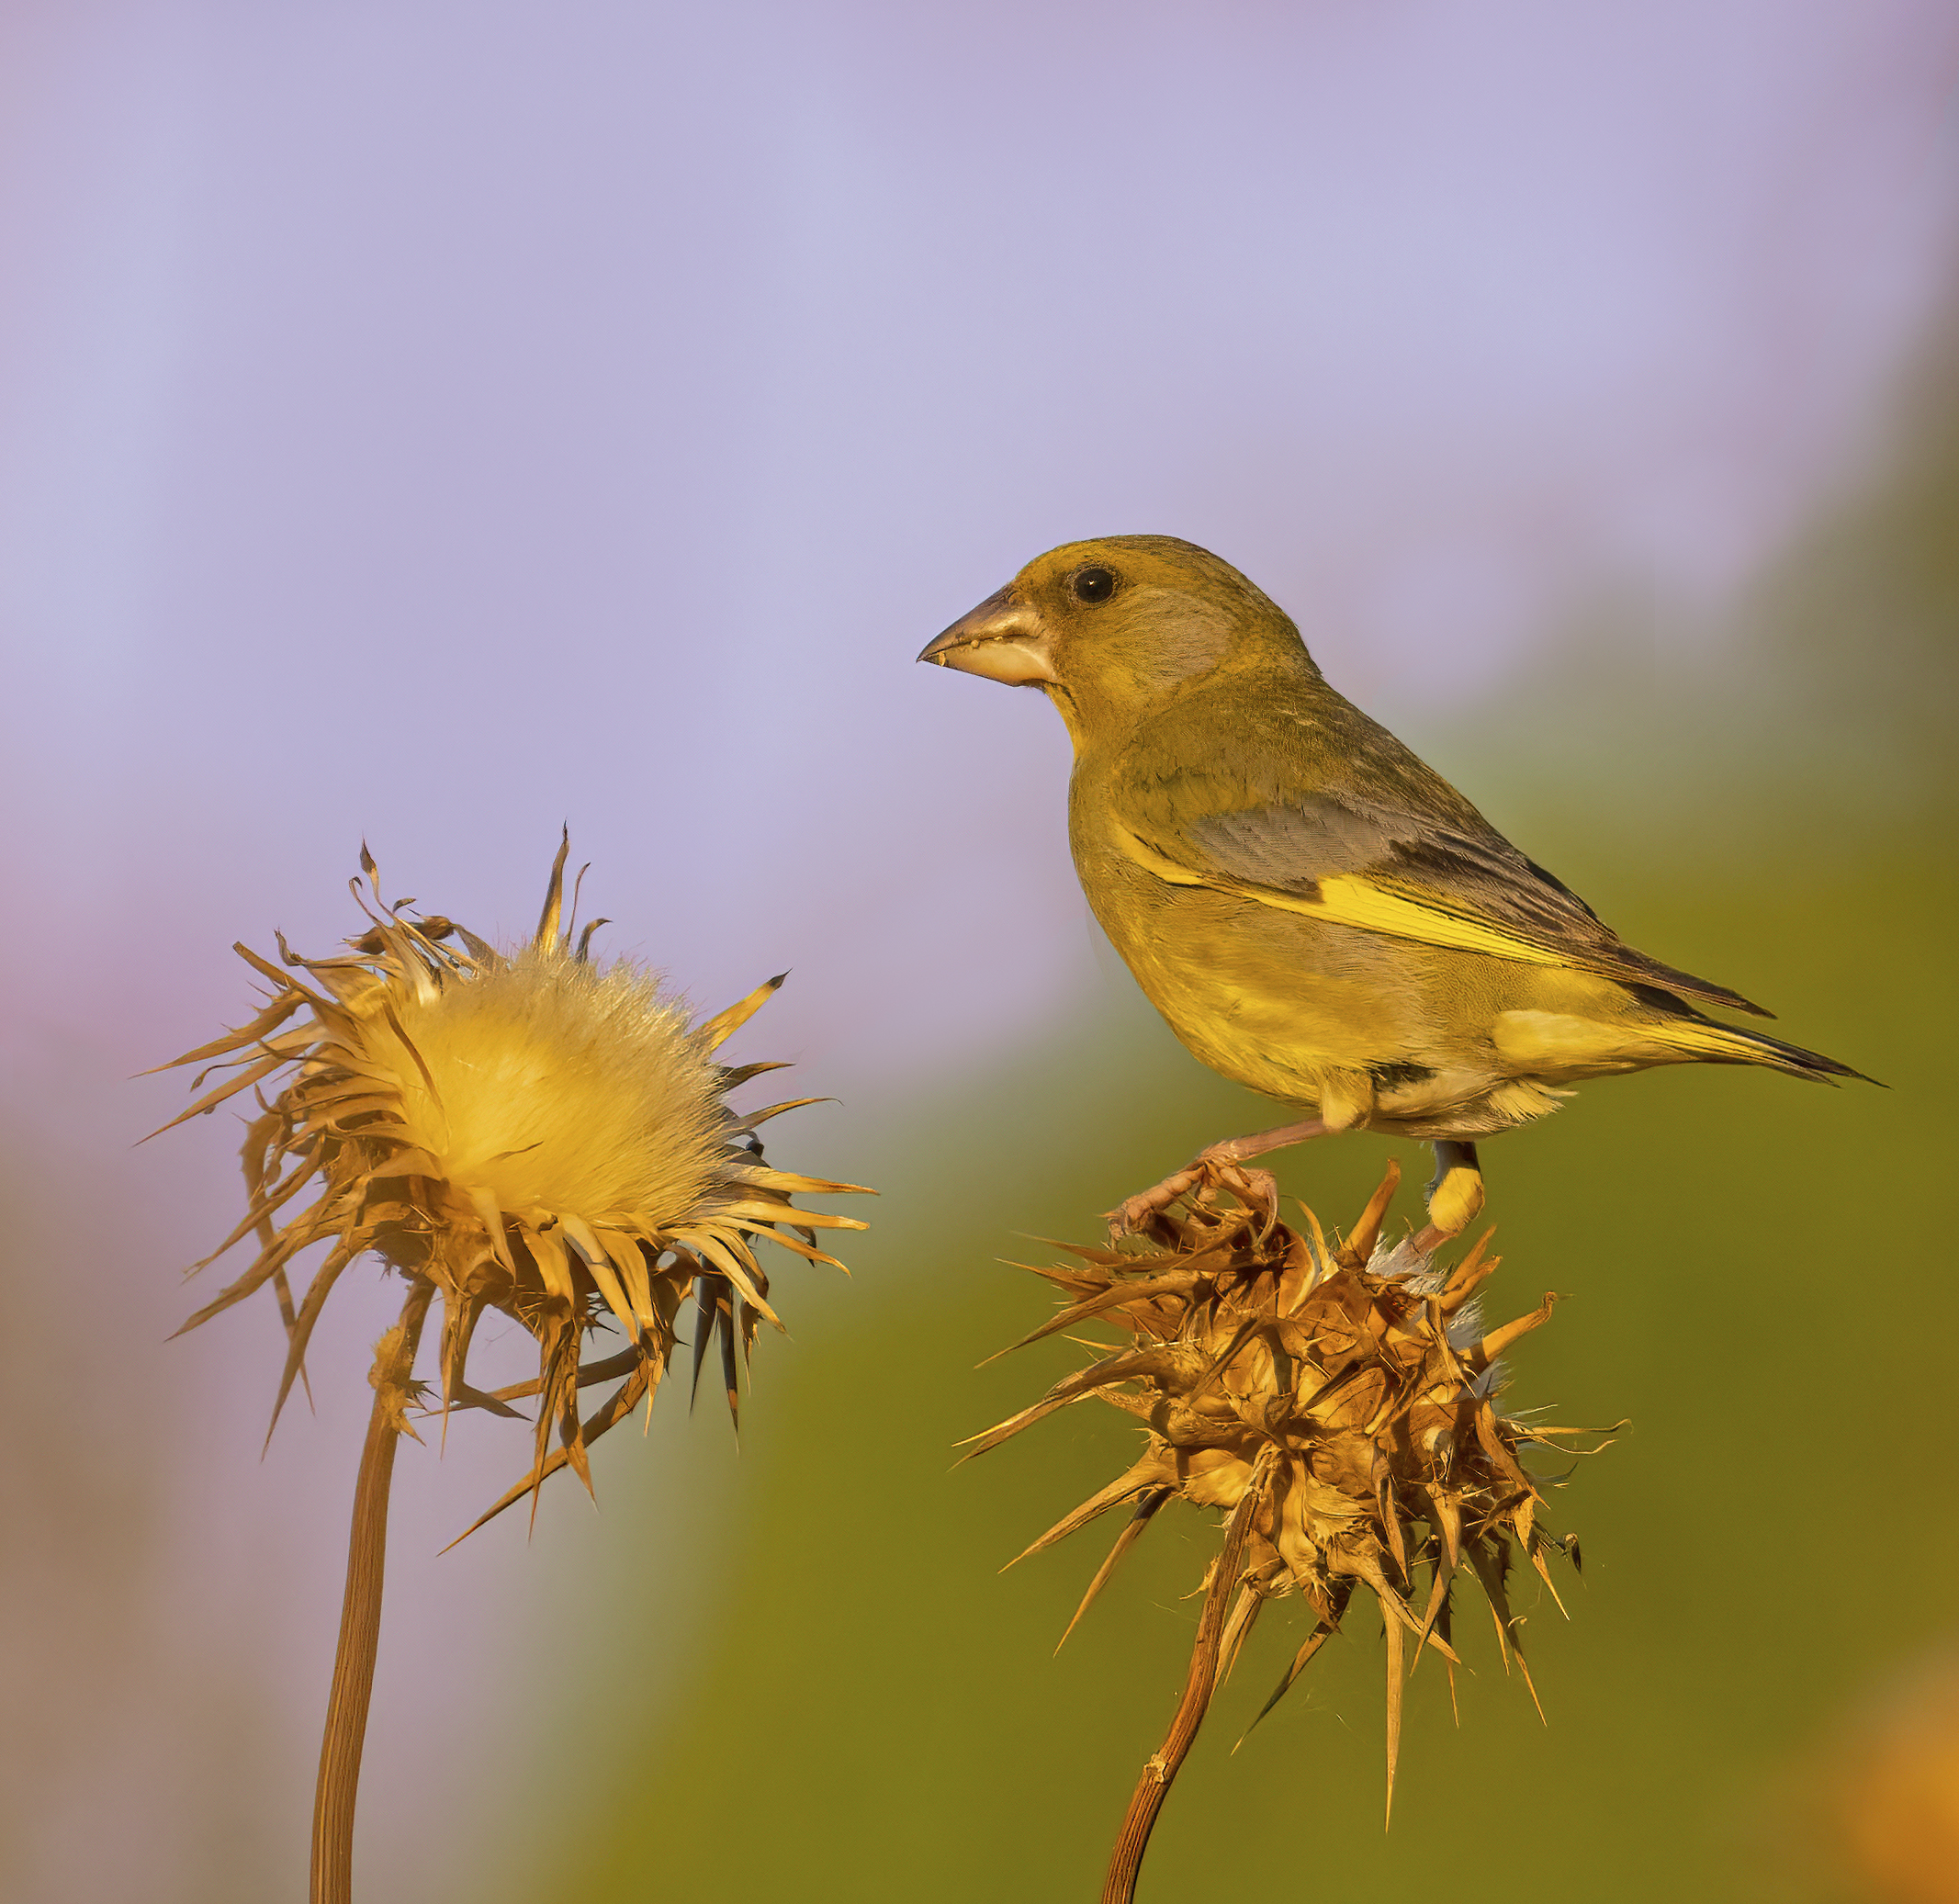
[{"x1": 1653, "y1": 1015, "x2": 1875, "y2": 1085}]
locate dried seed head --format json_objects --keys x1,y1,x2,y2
[
  {"x1": 968, "y1": 1159, "x2": 1605, "y2": 1891},
  {"x1": 154, "y1": 837, "x2": 872, "y2": 1529}
]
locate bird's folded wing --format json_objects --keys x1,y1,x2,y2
[{"x1": 1113, "y1": 783, "x2": 1770, "y2": 1018}]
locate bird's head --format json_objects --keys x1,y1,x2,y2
[{"x1": 918, "y1": 535, "x2": 1311, "y2": 740}]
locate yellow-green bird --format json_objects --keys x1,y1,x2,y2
[{"x1": 919, "y1": 534, "x2": 1866, "y2": 1245}]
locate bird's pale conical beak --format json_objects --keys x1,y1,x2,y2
[{"x1": 916, "y1": 584, "x2": 1056, "y2": 685}]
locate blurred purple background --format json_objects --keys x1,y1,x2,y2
[{"x1": 2, "y1": 3, "x2": 1955, "y2": 1898}]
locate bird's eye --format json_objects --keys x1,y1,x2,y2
[{"x1": 1071, "y1": 566, "x2": 1117, "y2": 604}]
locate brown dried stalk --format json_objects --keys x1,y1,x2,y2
[
  {"x1": 310, "y1": 1281, "x2": 433, "y2": 1904},
  {"x1": 965, "y1": 1159, "x2": 1603, "y2": 1904},
  {"x1": 1102, "y1": 1445, "x2": 1276, "y2": 1901}
]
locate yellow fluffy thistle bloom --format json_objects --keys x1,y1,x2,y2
[
  {"x1": 966, "y1": 1160, "x2": 1603, "y2": 1904},
  {"x1": 158, "y1": 836, "x2": 870, "y2": 1514},
  {"x1": 155, "y1": 838, "x2": 871, "y2": 1904}
]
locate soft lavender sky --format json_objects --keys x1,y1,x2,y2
[{"x1": 1, "y1": 3, "x2": 1955, "y2": 1898}]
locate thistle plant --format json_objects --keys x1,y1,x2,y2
[
  {"x1": 152, "y1": 839, "x2": 870, "y2": 1904},
  {"x1": 965, "y1": 1160, "x2": 1598, "y2": 1904}
]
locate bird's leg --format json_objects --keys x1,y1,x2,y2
[
  {"x1": 1412, "y1": 1141, "x2": 1483, "y2": 1256},
  {"x1": 1106, "y1": 1118, "x2": 1331, "y2": 1241}
]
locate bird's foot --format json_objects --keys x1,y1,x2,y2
[
  {"x1": 1105, "y1": 1168, "x2": 1198, "y2": 1242},
  {"x1": 1105, "y1": 1154, "x2": 1280, "y2": 1245}
]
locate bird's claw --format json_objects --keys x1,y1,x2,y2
[
  {"x1": 1105, "y1": 1171, "x2": 1197, "y2": 1243},
  {"x1": 1105, "y1": 1156, "x2": 1280, "y2": 1245}
]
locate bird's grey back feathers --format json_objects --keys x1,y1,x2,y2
[{"x1": 1112, "y1": 669, "x2": 1770, "y2": 1019}]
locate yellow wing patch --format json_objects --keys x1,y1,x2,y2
[
  {"x1": 1301, "y1": 875, "x2": 1569, "y2": 965},
  {"x1": 1115, "y1": 826, "x2": 1569, "y2": 968}
]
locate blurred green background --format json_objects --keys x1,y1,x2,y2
[{"x1": 520, "y1": 339, "x2": 1959, "y2": 1904}]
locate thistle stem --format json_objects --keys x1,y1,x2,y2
[
  {"x1": 1102, "y1": 1450, "x2": 1273, "y2": 1904},
  {"x1": 310, "y1": 1279, "x2": 434, "y2": 1904}
]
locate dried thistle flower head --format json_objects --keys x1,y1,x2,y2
[
  {"x1": 155, "y1": 835, "x2": 871, "y2": 1525},
  {"x1": 155, "y1": 836, "x2": 873, "y2": 1903},
  {"x1": 967, "y1": 1160, "x2": 1602, "y2": 1902}
]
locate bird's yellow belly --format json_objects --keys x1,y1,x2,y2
[
  {"x1": 1118, "y1": 918, "x2": 1403, "y2": 1096},
  {"x1": 1077, "y1": 846, "x2": 1627, "y2": 1140},
  {"x1": 1086, "y1": 861, "x2": 1418, "y2": 1087}
]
